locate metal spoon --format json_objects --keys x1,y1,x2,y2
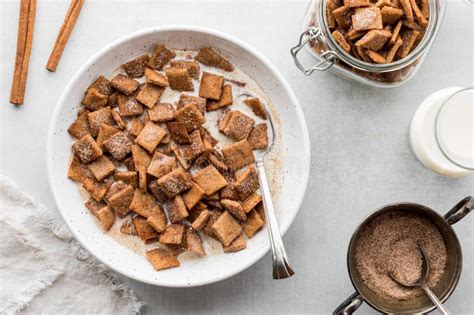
[
  {"x1": 390, "y1": 243, "x2": 450, "y2": 315},
  {"x1": 254, "y1": 103, "x2": 295, "y2": 279}
]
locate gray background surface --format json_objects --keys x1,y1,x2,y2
[{"x1": 1, "y1": 0, "x2": 473, "y2": 314}]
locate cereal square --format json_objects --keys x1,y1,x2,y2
[
  {"x1": 386, "y1": 36, "x2": 403, "y2": 63},
  {"x1": 146, "y1": 248, "x2": 179, "y2": 271},
  {"x1": 355, "y1": 30, "x2": 392, "y2": 51},
  {"x1": 381, "y1": 6, "x2": 404, "y2": 25},
  {"x1": 87, "y1": 107, "x2": 114, "y2": 137},
  {"x1": 165, "y1": 67, "x2": 194, "y2": 91},
  {"x1": 96, "y1": 205, "x2": 115, "y2": 231},
  {"x1": 147, "y1": 151, "x2": 177, "y2": 179},
  {"x1": 207, "y1": 84, "x2": 233, "y2": 111},
  {"x1": 146, "y1": 248, "x2": 180, "y2": 271},
  {"x1": 220, "y1": 110, "x2": 255, "y2": 141},
  {"x1": 129, "y1": 189, "x2": 159, "y2": 218},
  {"x1": 177, "y1": 129, "x2": 204, "y2": 164},
  {"x1": 203, "y1": 210, "x2": 222, "y2": 238},
  {"x1": 211, "y1": 211, "x2": 242, "y2": 246},
  {"x1": 147, "y1": 212, "x2": 167, "y2": 233},
  {"x1": 332, "y1": 6, "x2": 354, "y2": 29},
  {"x1": 170, "y1": 60, "x2": 200, "y2": 79},
  {"x1": 191, "y1": 209, "x2": 210, "y2": 231},
  {"x1": 410, "y1": 0, "x2": 428, "y2": 27},
  {"x1": 87, "y1": 155, "x2": 116, "y2": 181},
  {"x1": 332, "y1": 30, "x2": 352, "y2": 53},
  {"x1": 111, "y1": 74, "x2": 140, "y2": 95},
  {"x1": 221, "y1": 199, "x2": 247, "y2": 221},
  {"x1": 195, "y1": 47, "x2": 234, "y2": 72},
  {"x1": 72, "y1": 134, "x2": 103, "y2": 164},
  {"x1": 248, "y1": 124, "x2": 268, "y2": 150},
  {"x1": 182, "y1": 182, "x2": 205, "y2": 210},
  {"x1": 242, "y1": 193, "x2": 262, "y2": 213},
  {"x1": 103, "y1": 131, "x2": 132, "y2": 161},
  {"x1": 167, "y1": 195, "x2": 189, "y2": 223},
  {"x1": 352, "y1": 7, "x2": 383, "y2": 31},
  {"x1": 166, "y1": 122, "x2": 191, "y2": 144},
  {"x1": 178, "y1": 94, "x2": 206, "y2": 114},
  {"x1": 174, "y1": 103, "x2": 206, "y2": 132},
  {"x1": 144, "y1": 67, "x2": 170, "y2": 88},
  {"x1": 87, "y1": 76, "x2": 114, "y2": 96},
  {"x1": 83, "y1": 178, "x2": 111, "y2": 202},
  {"x1": 136, "y1": 83, "x2": 164, "y2": 108},
  {"x1": 256, "y1": 202, "x2": 265, "y2": 223},
  {"x1": 159, "y1": 224, "x2": 185, "y2": 245},
  {"x1": 185, "y1": 228, "x2": 206, "y2": 256},
  {"x1": 221, "y1": 139, "x2": 255, "y2": 171},
  {"x1": 68, "y1": 156, "x2": 94, "y2": 183},
  {"x1": 400, "y1": 0, "x2": 414, "y2": 22},
  {"x1": 120, "y1": 217, "x2": 136, "y2": 235},
  {"x1": 223, "y1": 233, "x2": 247, "y2": 253},
  {"x1": 366, "y1": 50, "x2": 386, "y2": 64},
  {"x1": 220, "y1": 183, "x2": 240, "y2": 201},
  {"x1": 131, "y1": 144, "x2": 151, "y2": 171},
  {"x1": 157, "y1": 168, "x2": 193, "y2": 198},
  {"x1": 133, "y1": 216, "x2": 159, "y2": 244},
  {"x1": 199, "y1": 72, "x2": 224, "y2": 100},
  {"x1": 397, "y1": 29, "x2": 420, "y2": 58},
  {"x1": 105, "y1": 181, "x2": 128, "y2": 202},
  {"x1": 85, "y1": 198, "x2": 104, "y2": 216},
  {"x1": 235, "y1": 165, "x2": 259, "y2": 200},
  {"x1": 193, "y1": 165, "x2": 228, "y2": 196},
  {"x1": 114, "y1": 171, "x2": 138, "y2": 188},
  {"x1": 96, "y1": 124, "x2": 119, "y2": 149},
  {"x1": 136, "y1": 122, "x2": 167, "y2": 153},
  {"x1": 122, "y1": 54, "x2": 149, "y2": 78},
  {"x1": 148, "y1": 44, "x2": 176, "y2": 70},
  {"x1": 81, "y1": 88, "x2": 108, "y2": 111},
  {"x1": 148, "y1": 180, "x2": 168, "y2": 203},
  {"x1": 68, "y1": 110, "x2": 91, "y2": 139},
  {"x1": 129, "y1": 118, "x2": 144, "y2": 137},
  {"x1": 244, "y1": 97, "x2": 267, "y2": 120},
  {"x1": 242, "y1": 210, "x2": 264, "y2": 238},
  {"x1": 118, "y1": 95, "x2": 144, "y2": 116},
  {"x1": 108, "y1": 185, "x2": 134, "y2": 216},
  {"x1": 344, "y1": 0, "x2": 370, "y2": 7},
  {"x1": 149, "y1": 103, "x2": 175, "y2": 122}
]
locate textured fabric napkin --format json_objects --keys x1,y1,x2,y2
[{"x1": 0, "y1": 175, "x2": 145, "y2": 315}]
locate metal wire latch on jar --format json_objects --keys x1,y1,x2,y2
[{"x1": 290, "y1": 27, "x2": 337, "y2": 75}]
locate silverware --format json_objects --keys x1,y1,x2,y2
[
  {"x1": 255, "y1": 105, "x2": 294, "y2": 280},
  {"x1": 390, "y1": 243, "x2": 450, "y2": 315}
]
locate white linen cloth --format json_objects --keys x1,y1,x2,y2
[{"x1": 0, "y1": 175, "x2": 145, "y2": 315}]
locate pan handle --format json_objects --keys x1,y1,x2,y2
[
  {"x1": 444, "y1": 196, "x2": 473, "y2": 225},
  {"x1": 333, "y1": 292, "x2": 364, "y2": 315}
]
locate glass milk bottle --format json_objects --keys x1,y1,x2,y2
[{"x1": 410, "y1": 87, "x2": 474, "y2": 177}]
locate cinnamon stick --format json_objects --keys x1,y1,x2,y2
[
  {"x1": 46, "y1": 0, "x2": 84, "y2": 72},
  {"x1": 9, "y1": 0, "x2": 36, "y2": 105}
]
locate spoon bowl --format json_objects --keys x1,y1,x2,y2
[{"x1": 390, "y1": 243, "x2": 451, "y2": 315}]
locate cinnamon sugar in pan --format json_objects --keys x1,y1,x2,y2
[{"x1": 355, "y1": 211, "x2": 447, "y2": 300}]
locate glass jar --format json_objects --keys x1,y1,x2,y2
[{"x1": 291, "y1": 0, "x2": 447, "y2": 88}]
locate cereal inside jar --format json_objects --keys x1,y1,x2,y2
[{"x1": 291, "y1": 0, "x2": 447, "y2": 87}]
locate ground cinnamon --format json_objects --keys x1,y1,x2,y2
[
  {"x1": 46, "y1": 0, "x2": 84, "y2": 72},
  {"x1": 9, "y1": 0, "x2": 36, "y2": 105},
  {"x1": 355, "y1": 211, "x2": 447, "y2": 300}
]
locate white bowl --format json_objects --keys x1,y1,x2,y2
[{"x1": 47, "y1": 25, "x2": 310, "y2": 287}]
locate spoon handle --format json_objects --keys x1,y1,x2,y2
[
  {"x1": 420, "y1": 282, "x2": 450, "y2": 315},
  {"x1": 256, "y1": 159, "x2": 295, "y2": 279}
]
